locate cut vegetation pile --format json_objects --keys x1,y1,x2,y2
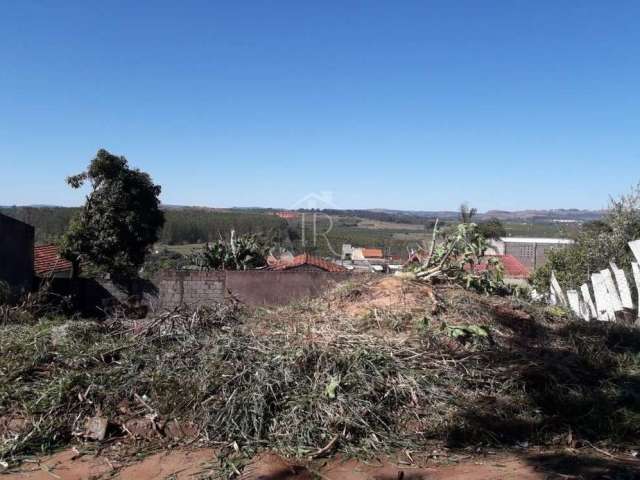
[{"x1": 1, "y1": 276, "x2": 640, "y2": 468}]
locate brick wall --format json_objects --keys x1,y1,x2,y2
[
  {"x1": 156, "y1": 270, "x2": 352, "y2": 309},
  {"x1": 51, "y1": 270, "x2": 354, "y2": 314},
  {"x1": 226, "y1": 270, "x2": 353, "y2": 306},
  {"x1": 158, "y1": 271, "x2": 226, "y2": 309}
]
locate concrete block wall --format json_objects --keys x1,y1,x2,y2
[
  {"x1": 504, "y1": 242, "x2": 566, "y2": 271},
  {"x1": 159, "y1": 270, "x2": 226, "y2": 309},
  {"x1": 156, "y1": 270, "x2": 353, "y2": 309},
  {"x1": 226, "y1": 270, "x2": 352, "y2": 306},
  {"x1": 51, "y1": 270, "x2": 355, "y2": 314}
]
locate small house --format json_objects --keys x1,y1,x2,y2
[
  {"x1": 34, "y1": 244, "x2": 73, "y2": 279},
  {"x1": 269, "y1": 253, "x2": 347, "y2": 272}
]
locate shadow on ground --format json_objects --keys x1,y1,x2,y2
[
  {"x1": 526, "y1": 452, "x2": 640, "y2": 480},
  {"x1": 445, "y1": 300, "x2": 640, "y2": 448}
]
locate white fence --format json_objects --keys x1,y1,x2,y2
[{"x1": 550, "y1": 240, "x2": 640, "y2": 322}]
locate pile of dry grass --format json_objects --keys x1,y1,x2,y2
[
  {"x1": 0, "y1": 281, "x2": 72, "y2": 325},
  {"x1": 1, "y1": 276, "x2": 639, "y2": 467}
]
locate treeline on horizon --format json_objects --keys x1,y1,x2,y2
[
  {"x1": 0, "y1": 206, "x2": 289, "y2": 246},
  {"x1": 299, "y1": 209, "x2": 433, "y2": 225}
]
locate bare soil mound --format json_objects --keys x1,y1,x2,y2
[{"x1": 330, "y1": 275, "x2": 435, "y2": 317}]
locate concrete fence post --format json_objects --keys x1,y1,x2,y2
[
  {"x1": 550, "y1": 271, "x2": 567, "y2": 307},
  {"x1": 629, "y1": 240, "x2": 640, "y2": 264},
  {"x1": 610, "y1": 262, "x2": 634, "y2": 310},
  {"x1": 591, "y1": 272, "x2": 613, "y2": 321},
  {"x1": 566, "y1": 289, "x2": 581, "y2": 317},
  {"x1": 580, "y1": 283, "x2": 596, "y2": 320},
  {"x1": 600, "y1": 269, "x2": 623, "y2": 318},
  {"x1": 632, "y1": 262, "x2": 640, "y2": 322}
]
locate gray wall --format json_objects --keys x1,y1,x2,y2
[
  {"x1": 158, "y1": 271, "x2": 226, "y2": 309},
  {"x1": 48, "y1": 270, "x2": 353, "y2": 315},
  {"x1": 156, "y1": 270, "x2": 352, "y2": 309},
  {"x1": 504, "y1": 242, "x2": 566, "y2": 270},
  {"x1": 225, "y1": 270, "x2": 352, "y2": 306},
  {"x1": 0, "y1": 213, "x2": 34, "y2": 297}
]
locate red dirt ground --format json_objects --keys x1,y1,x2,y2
[{"x1": 3, "y1": 448, "x2": 638, "y2": 479}]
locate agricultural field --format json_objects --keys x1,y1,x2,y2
[
  {"x1": 161, "y1": 243, "x2": 205, "y2": 255},
  {"x1": 502, "y1": 221, "x2": 580, "y2": 238},
  {"x1": 287, "y1": 214, "x2": 576, "y2": 259},
  {"x1": 0, "y1": 206, "x2": 581, "y2": 260}
]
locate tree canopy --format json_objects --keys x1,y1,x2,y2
[
  {"x1": 532, "y1": 183, "x2": 640, "y2": 290},
  {"x1": 60, "y1": 149, "x2": 165, "y2": 277},
  {"x1": 478, "y1": 217, "x2": 506, "y2": 240}
]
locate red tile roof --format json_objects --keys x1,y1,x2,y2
[
  {"x1": 34, "y1": 244, "x2": 73, "y2": 276},
  {"x1": 275, "y1": 211, "x2": 298, "y2": 220},
  {"x1": 473, "y1": 254, "x2": 530, "y2": 279},
  {"x1": 362, "y1": 248, "x2": 384, "y2": 258},
  {"x1": 270, "y1": 253, "x2": 347, "y2": 272}
]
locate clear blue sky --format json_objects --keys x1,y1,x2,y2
[{"x1": 1, "y1": 1, "x2": 639, "y2": 211}]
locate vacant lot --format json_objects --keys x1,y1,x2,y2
[{"x1": 1, "y1": 276, "x2": 639, "y2": 477}]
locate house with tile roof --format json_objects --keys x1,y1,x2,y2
[
  {"x1": 34, "y1": 244, "x2": 73, "y2": 278},
  {"x1": 341, "y1": 244, "x2": 385, "y2": 261},
  {"x1": 269, "y1": 253, "x2": 347, "y2": 272},
  {"x1": 472, "y1": 254, "x2": 530, "y2": 280},
  {"x1": 488, "y1": 237, "x2": 574, "y2": 270}
]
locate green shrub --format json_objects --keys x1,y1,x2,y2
[{"x1": 532, "y1": 183, "x2": 640, "y2": 291}]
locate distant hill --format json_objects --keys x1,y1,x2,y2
[
  {"x1": 297, "y1": 208, "x2": 604, "y2": 225},
  {"x1": 481, "y1": 209, "x2": 605, "y2": 222}
]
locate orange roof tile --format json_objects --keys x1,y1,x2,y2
[
  {"x1": 270, "y1": 253, "x2": 347, "y2": 272},
  {"x1": 362, "y1": 248, "x2": 384, "y2": 258},
  {"x1": 34, "y1": 244, "x2": 73, "y2": 276},
  {"x1": 275, "y1": 211, "x2": 298, "y2": 219},
  {"x1": 472, "y1": 254, "x2": 530, "y2": 279}
]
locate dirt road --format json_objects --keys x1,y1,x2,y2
[{"x1": 3, "y1": 448, "x2": 638, "y2": 479}]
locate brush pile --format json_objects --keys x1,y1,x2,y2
[
  {"x1": 405, "y1": 222, "x2": 510, "y2": 295},
  {"x1": 1, "y1": 277, "x2": 640, "y2": 466},
  {"x1": 0, "y1": 280, "x2": 69, "y2": 325}
]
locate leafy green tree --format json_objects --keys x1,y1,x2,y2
[
  {"x1": 532, "y1": 183, "x2": 640, "y2": 290},
  {"x1": 61, "y1": 149, "x2": 165, "y2": 278},
  {"x1": 478, "y1": 217, "x2": 506, "y2": 240}
]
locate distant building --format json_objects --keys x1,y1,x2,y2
[
  {"x1": 361, "y1": 248, "x2": 384, "y2": 259},
  {"x1": 341, "y1": 244, "x2": 385, "y2": 261},
  {"x1": 34, "y1": 244, "x2": 73, "y2": 279},
  {"x1": 0, "y1": 213, "x2": 34, "y2": 297},
  {"x1": 473, "y1": 254, "x2": 530, "y2": 279},
  {"x1": 489, "y1": 237, "x2": 574, "y2": 270},
  {"x1": 275, "y1": 211, "x2": 298, "y2": 220},
  {"x1": 269, "y1": 253, "x2": 347, "y2": 272}
]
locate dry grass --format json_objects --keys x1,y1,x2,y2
[{"x1": 1, "y1": 276, "x2": 640, "y2": 468}]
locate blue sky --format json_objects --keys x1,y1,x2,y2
[{"x1": 1, "y1": 1, "x2": 639, "y2": 211}]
